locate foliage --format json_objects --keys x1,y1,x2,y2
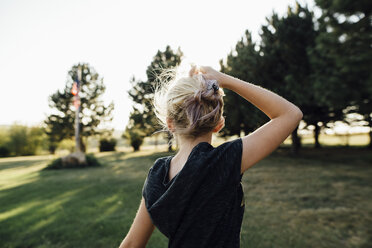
[
  {"x1": 57, "y1": 139, "x2": 75, "y2": 153},
  {"x1": 0, "y1": 128, "x2": 10, "y2": 157},
  {"x1": 99, "y1": 137, "x2": 117, "y2": 152},
  {"x1": 0, "y1": 124, "x2": 47, "y2": 156},
  {"x1": 126, "y1": 45, "x2": 183, "y2": 151},
  {"x1": 220, "y1": 31, "x2": 266, "y2": 137},
  {"x1": 44, "y1": 63, "x2": 114, "y2": 153},
  {"x1": 0, "y1": 146, "x2": 10, "y2": 157},
  {"x1": 220, "y1": 1, "x2": 371, "y2": 150},
  {"x1": 313, "y1": 0, "x2": 372, "y2": 147},
  {"x1": 122, "y1": 126, "x2": 145, "y2": 151},
  {"x1": 7, "y1": 125, "x2": 28, "y2": 156},
  {"x1": 221, "y1": 2, "x2": 319, "y2": 153}
]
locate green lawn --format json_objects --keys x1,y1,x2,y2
[{"x1": 0, "y1": 146, "x2": 371, "y2": 248}]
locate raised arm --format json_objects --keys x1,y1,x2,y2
[{"x1": 198, "y1": 66, "x2": 303, "y2": 173}]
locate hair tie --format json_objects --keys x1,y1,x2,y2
[{"x1": 206, "y1": 79, "x2": 219, "y2": 93}]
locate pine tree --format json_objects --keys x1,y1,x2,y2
[
  {"x1": 314, "y1": 0, "x2": 372, "y2": 148},
  {"x1": 126, "y1": 45, "x2": 183, "y2": 151},
  {"x1": 222, "y1": 2, "x2": 322, "y2": 154},
  {"x1": 220, "y1": 30, "x2": 267, "y2": 137},
  {"x1": 45, "y1": 63, "x2": 114, "y2": 153}
]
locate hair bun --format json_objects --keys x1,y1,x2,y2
[
  {"x1": 206, "y1": 79, "x2": 219, "y2": 93},
  {"x1": 153, "y1": 66, "x2": 224, "y2": 139},
  {"x1": 192, "y1": 81, "x2": 222, "y2": 103},
  {"x1": 193, "y1": 77, "x2": 223, "y2": 104}
]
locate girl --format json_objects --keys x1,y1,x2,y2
[{"x1": 119, "y1": 65, "x2": 303, "y2": 248}]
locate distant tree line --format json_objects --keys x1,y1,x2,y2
[
  {"x1": 0, "y1": 124, "x2": 47, "y2": 157},
  {"x1": 1, "y1": 1, "x2": 369, "y2": 156},
  {"x1": 126, "y1": 0, "x2": 371, "y2": 152}
]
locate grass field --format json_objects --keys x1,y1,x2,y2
[{"x1": 0, "y1": 145, "x2": 372, "y2": 248}]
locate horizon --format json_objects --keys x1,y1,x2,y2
[{"x1": 0, "y1": 0, "x2": 316, "y2": 131}]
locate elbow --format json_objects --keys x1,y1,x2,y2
[
  {"x1": 296, "y1": 107, "x2": 303, "y2": 119},
  {"x1": 287, "y1": 106, "x2": 303, "y2": 122},
  {"x1": 294, "y1": 108, "x2": 303, "y2": 122},
  {"x1": 119, "y1": 240, "x2": 144, "y2": 248}
]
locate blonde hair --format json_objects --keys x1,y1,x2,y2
[{"x1": 153, "y1": 66, "x2": 225, "y2": 139}]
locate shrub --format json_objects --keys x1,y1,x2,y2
[
  {"x1": 99, "y1": 138, "x2": 117, "y2": 152},
  {"x1": 122, "y1": 127, "x2": 145, "y2": 151},
  {"x1": 85, "y1": 154, "x2": 101, "y2": 167},
  {"x1": 0, "y1": 146, "x2": 10, "y2": 157},
  {"x1": 44, "y1": 153, "x2": 101, "y2": 170}
]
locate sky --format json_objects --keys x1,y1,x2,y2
[{"x1": 0, "y1": 0, "x2": 315, "y2": 131}]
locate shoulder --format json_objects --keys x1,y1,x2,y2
[
  {"x1": 147, "y1": 156, "x2": 170, "y2": 174},
  {"x1": 212, "y1": 137, "x2": 243, "y2": 167},
  {"x1": 192, "y1": 138, "x2": 242, "y2": 160},
  {"x1": 142, "y1": 156, "x2": 170, "y2": 195},
  {"x1": 195, "y1": 138, "x2": 242, "y2": 164},
  {"x1": 215, "y1": 137, "x2": 242, "y2": 153},
  {"x1": 204, "y1": 138, "x2": 244, "y2": 184}
]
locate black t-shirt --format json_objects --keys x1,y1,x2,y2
[{"x1": 142, "y1": 138, "x2": 245, "y2": 248}]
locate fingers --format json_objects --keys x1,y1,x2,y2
[
  {"x1": 198, "y1": 66, "x2": 206, "y2": 74},
  {"x1": 189, "y1": 65, "x2": 200, "y2": 76},
  {"x1": 189, "y1": 65, "x2": 212, "y2": 77},
  {"x1": 189, "y1": 65, "x2": 197, "y2": 77}
]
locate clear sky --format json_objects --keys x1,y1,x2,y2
[{"x1": 0, "y1": 0, "x2": 314, "y2": 130}]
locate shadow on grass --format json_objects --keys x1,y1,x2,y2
[
  {"x1": 0, "y1": 147, "x2": 371, "y2": 248},
  {"x1": 274, "y1": 145, "x2": 372, "y2": 167},
  {"x1": 0, "y1": 150, "x2": 174, "y2": 248},
  {"x1": 0, "y1": 158, "x2": 49, "y2": 171}
]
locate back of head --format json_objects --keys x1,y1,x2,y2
[{"x1": 153, "y1": 66, "x2": 224, "y2": 139}]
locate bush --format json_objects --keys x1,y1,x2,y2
[
  {"x1": 85, "y1": 154, "x2": 101, "y2": 167},
  {"x1": 44, "y1": 153, "x2": 101, "y2": 170},
  {"x1": 99, "y1": 138, "x2": 117, "y2": 152},
  {"x1": 0, "y1": 146, "x2": 10, "y2": 157},
  {"x1": 122, "y1": 127, "x2": 145, "y2": 151},
  {"x1": 2, "y1": 124, "x2": 47, "y2": 156}
]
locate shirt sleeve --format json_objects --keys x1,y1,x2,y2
[
  {"x1": 142, "y1": 176, "x2": 147, "y2": 199},
  {"x1": 213, "y1": 137, "x2": 243, "y2": 186},
  {"x1": 142, "y1": 166, "x2": 152, "y2": 200}
]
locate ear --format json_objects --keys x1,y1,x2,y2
[
  {"x1": 166, "y1": 117, "x2": 175, "y2": 132},
  {"x1": 212, "y1": 116, "x2": 225, "y2": 133}
]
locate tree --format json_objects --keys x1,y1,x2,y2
[
  {"x1": 259, "y1": 3, "x2": 322, "y2": 153},
  {"x1": 122, "y1": 125, "x2": 145, "y2": 151},
  {"x1": 306, "y1": 13, "x2": 348, "y2": 148},
  {"x1": 0, "y1": 127, "x2": 10, "y2": 157},
  {"x1": 99, "y1": 137, "x2": 117, "y2": 152},
  {"x1": 313, "y1": 0, "x2": 372, "y2": 148},
  {"x1": 221, "y1": 2, "x2": 322, "y2": 153},
  {"x1": 45, "y1": 63, "x2": 114, "y2": 153},
  {"x1": 126, "y1": 45, "x2": 183, "y2": 151},
  {"x1": 5, "y1": 124, "x2": 46, "y2": 156},
  {"x1": 220, "y1": 31, "x2": 269, "y2": 138}
]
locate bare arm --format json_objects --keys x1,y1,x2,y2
[
  {"x1": 219, "y1": 73, "x2": 302, "y2": 119},
  {"x1": 198, "y1": 66, "x2": 303, "y2": 173},
  {"x1": 118, "y1": 197, "x2": 155, "y2": 248}
]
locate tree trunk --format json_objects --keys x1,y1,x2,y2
[
  {"x1": 369, "y1": 122, "x2": 372, "y2": 149},
  {"x1": 291, "y1": 125, "x2": 300, "y2": 155},
  {"x1": 79, "y1": 136, "x2": 86, "y2": 153},
  {"x1": 49, "y1": 145, "x2": 57, "y2": 154},
  {"x1": 133, "y1": 145, "x2": 140, "y2": 151},
  {"x1": 314, "y1": 123, "x2": 321, "y2": 149}
]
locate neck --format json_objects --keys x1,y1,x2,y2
[{"x1": 175, "y1": 132, "x2": 213, "y2": 156}]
